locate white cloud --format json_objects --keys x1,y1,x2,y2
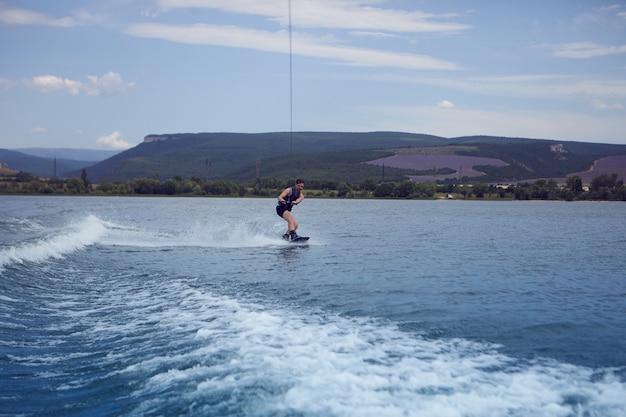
[
  {"x1": 539, "y1": 41, "x2": 626, "y2": 59},
  {"x1": 0, "y1": 77, "x2": 13, "y2": 88},
  {"x1": 28, "y1": 75, "x2": 83, "y2": 95},
  {"x1": 591, "y1": 99, "x2": 624, "y2": 110},
  {"x1": 32, "y1": 127, "x2": 47, "y2": 134},
  {"x1": 156, "y1": 0, "x2": 471, "y2": 34},
  {"x1": 85, "y1": 72, "x2": 134, "y2": 96},
  {"x1": 437, "y1": 100, "x2": 455, "y2": 108},
  {"x1": 597, "y1": 5, "x2": 621, "y2": 12},
  {"x1": 96, "y1": 131, "x2": 132, "y2": 150},
  {"x1": 138, "y1": 1, "x2": 468, "y2": 70},
  {"x1": 463, "y1": 75, "x2": 626, "y2": 99},
  {"x1": 26, "y1": 72, "x2": 133, "y2": 96},
  {"x1": 349, "y1": 31, "x2": 402, "y2": 39},
  {"x1": 472, "y1": 74, "x2": 566, "y2": 83},
  {"x1": 0, "y1": 5, "x2": 76, "y2": 27},
  {"x1": 126, "y1": 23, "x2": 461, "y2": 70}
]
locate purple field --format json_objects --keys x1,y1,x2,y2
[
  {"x1": 365, "y1": 154, "x2": 508, "y2": 181},
  {"x1": 568, "y1": 155, "x2": 626, "y2": 184},
  {"x1": 364, "y1": 153, "x2": 626, "y2": 184}
]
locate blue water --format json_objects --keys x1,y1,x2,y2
[{"x1": 1, "y1": 196, "x2": 625, "y2": 417}]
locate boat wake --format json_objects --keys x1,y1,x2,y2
[
  {"x1": 0, "y1": 214, "x2": 107, "y2": 270},
  {"x1": 0, "y1": 214, "x2": 294, "y2": 270}
]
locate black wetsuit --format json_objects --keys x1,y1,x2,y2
[{"x1": 276, "y1": 186, "x2": 301, "y2": 217}]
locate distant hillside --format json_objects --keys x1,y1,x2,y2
[
  {"x1": 77, "y1": 132, "x2": 455, "y2": 182},
  {"x1": 205, "y1": 133, "x2": 626, "y2": 184},
  {"x1": 228, "y1": 149, "x2": 419, "y2": 183},
  {"x1": 15, "y1": 148, "x2": 120, "y2": 162},
  {"x1": 568, "y1": 155, "x2": 626, "y2": 184},
  {"x1": 360, "y1": 141, "x2": 626, "y2": 183},
  {"x1": 77, "y1": 132, "x2": 626, "y2": 183},
  {"x1": 0, "y1": 165, "x2": 18, "y2": 176},
  {"x1": 0, "y1": 149, "x2": 95, "y2": 178},
  {"x1": 3, "y1": 132, "x2": 625, "y2": 184}
]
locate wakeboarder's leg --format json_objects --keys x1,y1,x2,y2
[{"x1": 282, "y1": 211, "x2": 298, "y2": 239}]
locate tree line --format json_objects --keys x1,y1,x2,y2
[{"x1": 1, "y1": 170, "x2": 624, "y2": 201}]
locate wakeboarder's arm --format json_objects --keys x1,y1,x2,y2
[
  {"x1": 293, "y1": 193, "x2": 305, "y2": 205},
  {"x1": 277, "y1": 187, "x2": 291, "y2": 204}
]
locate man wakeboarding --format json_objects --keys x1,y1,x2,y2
[{"x1": 276, "y1": 179, "x2": 307, "y2": 242}]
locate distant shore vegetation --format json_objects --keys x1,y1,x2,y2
[{"x1": 1, "y1": 170, "x2": 625, "y2": 201}]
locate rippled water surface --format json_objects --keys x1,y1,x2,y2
[{"x1": 1, "y1": 196, "x2": 625, "y2": 416}]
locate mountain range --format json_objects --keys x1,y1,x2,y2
[{"x1": 2, "y1": 132, "x2": 625, "y2": 184}]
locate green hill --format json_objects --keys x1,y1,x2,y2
[
  {"x1": 0, "y1": 149, "x2": 93, "y2": 178},
  {"x1": 229, "y1": 149, "x2": 420, "y2": 183},
  {"x1": 4, "y1": 132, "x2": 625, "y2": 184},
  {"x1": 78, "y1": 131, "x2": 454, "y2": 182}
]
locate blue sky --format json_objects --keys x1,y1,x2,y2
[{"x1": 1, "y1": 0, "x2": 625, "y2": 150}]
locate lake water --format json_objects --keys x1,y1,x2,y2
[{"x1": 1, "y1": 196, "x2": 625, "y2": 416}]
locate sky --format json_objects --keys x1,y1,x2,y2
[{"x1": 1, "y1": 0, "x2": 625, "y2": 150}]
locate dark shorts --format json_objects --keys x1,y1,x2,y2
[{"x1": 276, "y1": 204, "x2": 292, "y2": 217}]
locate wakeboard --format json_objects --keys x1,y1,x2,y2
[{"x1": 283, "y1": 235, "x2": 309, "y2": 243}]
